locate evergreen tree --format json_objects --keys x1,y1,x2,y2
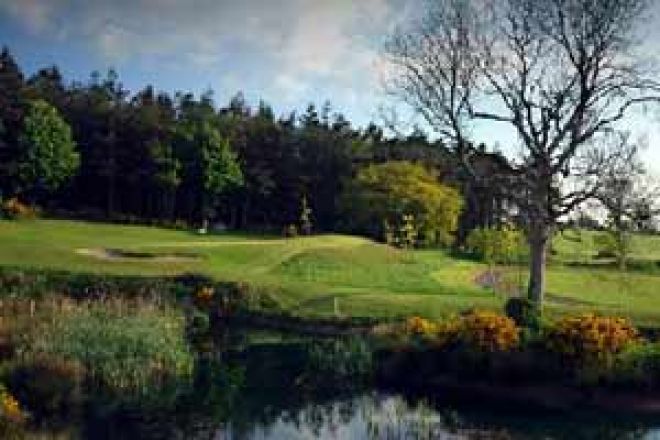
[
  {"x1": 0, "y1": 47, "x2": 26, "y2": 196},
  {"x1": 17, "y1": 100, "x2": 79, "y2": 202}
]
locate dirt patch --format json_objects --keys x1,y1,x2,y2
[
  {"x1": 474, "y1": 269, "x2": 504, "y2": 290},
  {"x1": 75, "y1": 248, "x2": 202, "y2": 263},
  {"x1": 474, "y1": 270, "x2": 594, "y2": 306},
  {"x1": 474, "y1": 269, "x2": 523, "y2": 296}
]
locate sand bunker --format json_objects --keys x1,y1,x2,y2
[{"x1": 75, "y1": 248, "x2": 202, "y2": 263}]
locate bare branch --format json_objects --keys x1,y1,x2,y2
[{"x1": 384, "y1": 0, "x2": 660, "y2": 303}]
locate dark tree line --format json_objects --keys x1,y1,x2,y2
[{"x1": 0, "y1": 47, "x2": 510, "y2": 240}]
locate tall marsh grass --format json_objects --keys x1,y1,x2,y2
[{"x1": 6, "y1": 297, "x2": 193, "y2": 395}]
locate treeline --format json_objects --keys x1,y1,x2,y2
[{"x1": 0, "y1": 47, "x2": 510, "y2": 242}]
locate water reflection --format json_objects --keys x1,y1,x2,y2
[
  {"x1": 30, "y1": 327, "x2": 660, "y2": 439},
  {"x1": 213, "y1": 392, "x2": 660, "y2": 440},
  {"x1": 220, "y1": 394, "x2": 459, "y2": 440}
]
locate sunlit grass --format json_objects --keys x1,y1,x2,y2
[{"x1": 1, "y1": 219, "x2": 660, "y2": 323}]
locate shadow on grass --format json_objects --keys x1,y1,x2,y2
[
  {"x1": 545, "y1": 293, "x2": 596, "y2": 307},
  {"x1": 562, "y1": 259, "x2": 660, "y2": 274}
]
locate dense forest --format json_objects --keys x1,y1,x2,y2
[{"x1": 0, "y1": 47, "x2": 511, "y2": 243}]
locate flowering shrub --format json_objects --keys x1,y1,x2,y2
[
  {"x1": 404, "y1": 311, "x2": 519, "y2": 352},
  {"x1": 405, "y1": 316, "x2": 438, "y2": 336},
  {"x1": 1, "y1": 198, "x2": 39, "y2": 220},
  {"x1": 195, "y1": 286, "x2": 215, "y2": 307},
  {"x1": 0, "y1": 385, "x2": 26, "y2": 424},
  {"x1": 433, "y1": 318, "x2": 463, "y2": 348},
  {"x1": 459, "y1": 310, "x2": 520, "y2": 352},
  {"x1": 612, "y1": 343, "x2": 660, "y2": 388},
  {"x1": 545, "y1": 314, "x2": 639, "y2": 363}
]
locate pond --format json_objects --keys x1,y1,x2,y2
[
  {"x1": 193, "y1": 393, "x2": 660, "y2": 440},
  {"x1": 23, "y1": 327, "x2": 660, "y2": 439}
]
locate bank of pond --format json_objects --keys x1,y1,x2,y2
[{"x1": 1, "y1": 268, "x2": 660, "y2": 438}]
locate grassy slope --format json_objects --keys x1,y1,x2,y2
[
  {"x1": 553, "y1": 228, "x2": 660, "y2": 262},
  {"x1": 1, "y1": 219, "x2": 660, "y2": 324},
  {"x1": 544, "y1": 229, "x2": 660, "y2": 324}
]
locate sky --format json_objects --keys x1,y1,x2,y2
[{"x1": 1, "y1": 0, "x2": 660, "y2": 172}]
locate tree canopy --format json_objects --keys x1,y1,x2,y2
[
  {"x1": 342, "y1": 161, "x2": 463, "y2": 246},
  {"x1": 0, "y1": 45, "x2": 519, "y2": 244},
  {"x1": 17, "y1": 99, "x2": 79, "y2": 201}
]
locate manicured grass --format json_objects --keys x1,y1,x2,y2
[
  {"x1": 1, "y1": 219, "x2": 660, "y2": 324},
  {"x1": 553, "y1": 228, "x2": 660, "y2": 263}
]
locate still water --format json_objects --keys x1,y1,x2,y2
[
  {"x1": 39, "y1": 329, "x2": 660, "y2": 439},
  {"x1": 216, "y1": 392, "x2": 660, "y2": 440}
]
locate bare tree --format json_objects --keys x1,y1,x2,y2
[
  {"x1": 596, "y1": 139, "x2": 660, "y2": 269},
  {"x1": 385, "y1": 0, "x2": 660, "y2": 308},
  {"x1": 628, "y1": 175, "x2": 660, "y2": 232}
]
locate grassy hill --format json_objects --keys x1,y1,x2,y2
[{"x1": 1, "y1": 219, "x2": 660, "y2": 324}]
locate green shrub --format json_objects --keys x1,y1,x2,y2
[
  {"x1": 465, "y1": 226, "x2": 525, "y2": 264},
  {"x1": 305, "y1": 337, "x2": 374, "y2": 385},
  {"x1": 299, "y1": 195, "x2": 313, "y2": 235},
  {"x1": 504, "y1": 297, "x2": 543, "y2": 334},
  {"x1": 7, "y1": 355, "x2": 84, "y2": 422},
  {"x1": 611, "y1": 343, "x2": 660, "y2": 389},
  {"x1": 188, "y1": 307, "x2": 211, "y2": 334},
  {"x1": 22, "y1": 303, "x2": 193, "y2": 394},
  {"x1": 595, "y1": 230, "x2": 632, "y2": 269},
  {"x1": 0, "y1": 270, "x2": 51, "y2": 298},
  {"x1": 283, "y1": 224, "x2": 298, "y2": 237},
  {"x1": 0, "y1": 267, "x2": 183, "y2": 300},
  {"x1": 382, "y1": 216, "x2": 421, "y2": 248},
  {"x1": 0, "y1": 268, "x2": 283, "y2": 320},
  {"x1": 209, "y1": 282, "x2": 282, "y2": 316}
]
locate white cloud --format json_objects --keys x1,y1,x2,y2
[
  {"x1": 2, "y1": 0, "x2": 402, "y2": 102},
  {"x1": 0, "y1": 0, "x2": 58, "y2": 34}
]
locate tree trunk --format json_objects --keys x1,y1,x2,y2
[
  {"x1": 527, "y1": 224, "x2": 550, "y2": 309},
  {"x1": 107, "y1": 174, "x2": 115, "y2": 218},
  {"x1": 616, "y1": 229, "x2": 627, "y2": 271},
  {"x1": 241, "y1": 196, "x2": 251, "y2": 229}
]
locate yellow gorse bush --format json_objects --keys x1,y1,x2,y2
[
  {"x1": 195, "y1": 286, "x2": 215, "y2": 306},
  {"x1": 0, "y1": 388, "x2": 25, "y2": 424},
  {"x1": 433, "y1": 318, "x2": 463, "y2": 348},
  {"x1": 405, "y1": 311, "x2": 519, "y2": 352},
  {"x1": 405, "y1": 316, "x2": 438, "y2": 336},
  {"x1": 459, "y1": 310, "x2": 520, "y2": 352},
  {"x1": 1, "y1": 198, "x2": 38, "y2": 220},
  {"x1": 545, "y1": 314, "x2": 639, "y2": 362}
]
